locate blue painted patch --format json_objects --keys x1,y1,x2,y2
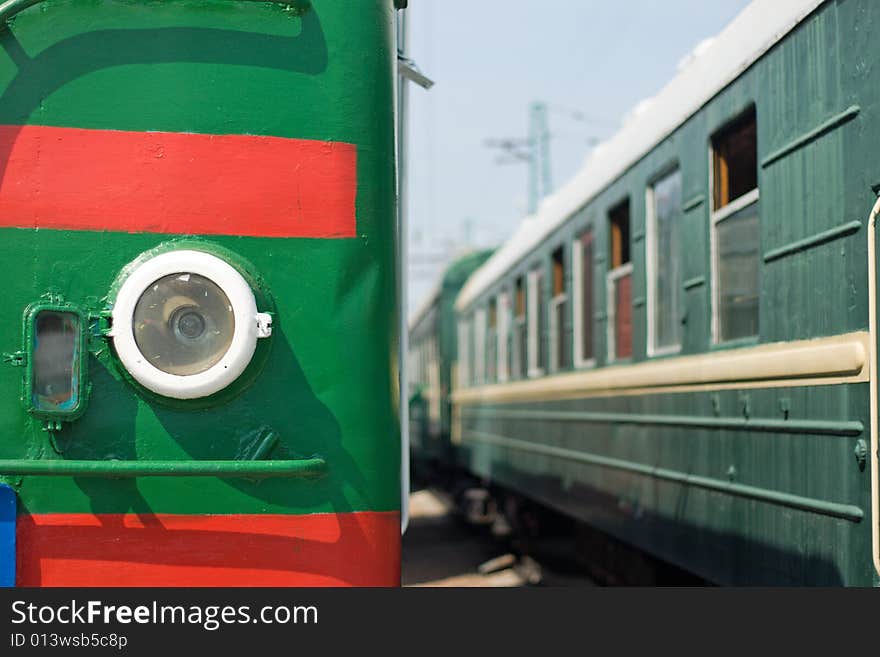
[{"x1": 0, "y1": 484, "x2": 15, "y2": 587}]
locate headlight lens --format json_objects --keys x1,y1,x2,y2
[{"x1": 133, "y1": 273, "x2": 235, "y2": 376}]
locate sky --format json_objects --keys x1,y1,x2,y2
[{"x1": 403, "y1": 0, "x2": 752, "y2": 313}]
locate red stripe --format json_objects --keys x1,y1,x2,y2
[
  {"x1": 16, "y1": 511, "x2": 399, "y2": 587},
  {"x1": 0, "y1": 125, "x2": 357, "y2": 237}
]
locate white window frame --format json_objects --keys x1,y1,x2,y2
[
  {"x1": 527, "y1": 269, "x2": 545, "y2": 378},
  {"x1": 606, "y1": 262, "x2": 633, "y2": 362},
  {"x1": 646, "y1": 169, "x2": 683, "y2": 358},
  {"x1": 708, "y1": 137, "x2": 760, "y2": 345},
  {"x1": 571, "y1": 232, "x2": 597, "y2": 369},
  {"x1": 474, "y1": 307, "x2": 487, "y2": 385},
  {"x1": 497, "y1": 292, "x2": 510, "y2": 383}
]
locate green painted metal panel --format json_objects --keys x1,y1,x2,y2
[
  {"x1": 0, "y1": 1, "x2": 400, "y2": 515},
  {"x1": 459, "y1": 383, "x2": 872, "y2": 585}
]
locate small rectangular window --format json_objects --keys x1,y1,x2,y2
[
  {"x1": 527, "y1": 268, "x2": 546, "y2": 376},
  {"x1": 31, "y1": 310, "x2": 82, "y2": 414},
  {"x1": 512, "y1": 277, "x2": 527, "y2": 379},
  {"x1": 550, "y1": 247, "x2": 568, "y2": 372},
  {"x1": 647, "y1": 169, "x2": 683, "y2": 354},
  {"x1": 573, "y1": 229, "x2": 595, "y2": 366},
  {"x1": 607, "y1": 200, "x2": 632, "y2": 361},
  {"x1": 711, "y1": 108, "x2": 760, "y2": 342}
]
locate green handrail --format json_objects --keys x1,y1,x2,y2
[
  {"x1": 0, "y1": 0, "x2": 310, "y2": 28},
  {"x1": 0, "y1": 457, "x2": 327, "y2": 478},
  {"x1": 0, "y1": 0, "x2": 42, "y2": 26}
]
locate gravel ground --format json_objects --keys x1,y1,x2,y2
[{"x1": 402, "y1": 489, "x2": 595, "y2": 587}]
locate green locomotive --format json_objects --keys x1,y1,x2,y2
[
  {"x1": 0, "y1": 0, "x2": 404, "y2": 586},
  {"x1": 408, "y1": 250, "x2": 492, "y2": 482},
  {"x1": 412, "y1": 0, "x2": 880, "y2": 585}
]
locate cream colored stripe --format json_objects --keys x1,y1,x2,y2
[{"x1": 452, "y1": 331, "x2": 869, "y2": 405}]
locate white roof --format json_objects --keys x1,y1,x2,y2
[{"x1": 456, "y1": 0, "x2": 823, "y2": 311}]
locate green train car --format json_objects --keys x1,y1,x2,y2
[
  {"x1": 408, "y1": 251, "x2": 492, "y2": 482},
  {"x1": 0, "y1": 0, "x2": 403, "y2": 586},
  {"x1": 417, "y1": 0, "x2": 880, "y2": 585}
]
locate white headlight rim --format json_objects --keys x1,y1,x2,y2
[{"x1": 111, "y1": 249, "x2": 269, "y2": 399}]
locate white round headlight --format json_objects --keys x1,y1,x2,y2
[{"x1": 111, "y1": 250, "x2": 272, "y2": 399}]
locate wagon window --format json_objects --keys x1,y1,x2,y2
[
  {"x1": 512, "y1": 276, "x2": 527, "y2": 379},
  {"x1": 607, "y1": 200, "x2": 632, "y2": 361},
  {"x1": 550, "y1": 247, "x2": 568, "y2": 372},
  {"x1": 455, "y1": 319, "x2": 471, "y2": 388},
  {"x1": 422, "y1": 340, "x2": 427, "y2": 386},
  {"x1": 486, "y1": 298, "x2": 497, "y2": 383},
  {"x1": 716, "y1": 208, "x2": 760, "y2": 340},
  {"x1": 456, "y1": 317, "x2": 471, "y2": 389},
  {"x1": 712, "y1": 110, "x2": 757, "y2": 210},
  {"x1": 473, "y1": 307, "x2": 487, "y2": 384},
  {"x1": 573, "y1": 229, "x2": 595, "y2": 366},
  {"x1": 496, "y1": 292, "x2": 510, "y2": 383},
  {"x1": 711, "y1": 108, "x2": 760, "y2": 343},
  {"x1": 414, "y1": 341, "x2": 420, "y2": 387},
  {"x1": 648, "y1": 168, "x2": 682, "y2": 355},
  {"x1": 428, "y1": 335, "x2": 440, "y2": 422},
  {"x1": 527, "y1": 267, "x2": 546, "y2": 376},
  {"x1": 609, "y1": 201, "x2": 631, "y2": 268}
]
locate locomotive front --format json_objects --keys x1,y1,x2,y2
[{"x1": 0, "y1": 0, "x2": 401, "y2": 586}]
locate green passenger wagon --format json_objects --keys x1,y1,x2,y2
[
  {"x1": 448, "y1": 0, "x2": 880, "y2": 585},
  {"x1": 409, "y1": 250, "x2": 492, "y2": 482}
]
